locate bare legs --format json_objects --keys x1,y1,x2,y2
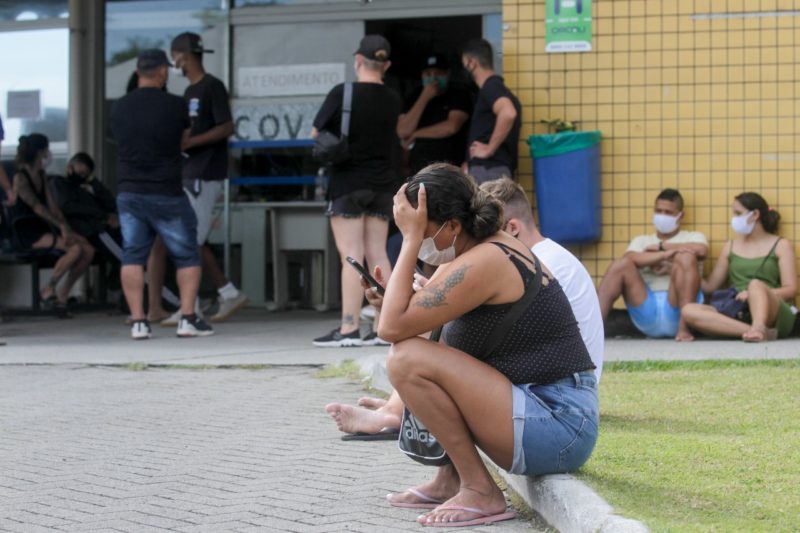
[
  {"x1": 387, "y1": 337, "x2": 513, "y2": 524},
  {"x1": 35, "y1": 233, "x2": 95, "y2": 303},
  {"x1": 683, "y1": 279, "x2": 780, "y2": 342},
  {"x1": 597, "y1": 255, "x2": 648, "y2": 319},
  {"x1": 330, "y1": 215, "x2": 392, "y2": 335},
  {"x1": 146, "y1": 237, "x2": 170, "y2": 321},
  {"x1": 668, "y1": 252, "x2": 701, "y2": 341},
  {"x1": 123, "y1": 264, "x2": 200, "y2": 320}
]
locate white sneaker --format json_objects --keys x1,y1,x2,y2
[
  {"x1": 362, "y1": 330, "x2": 390, "y2": 346},
  {"x1": 131, "y1": 320, "x2": 152, "y2": 340},
  {"x1": 160, "y1": 309, "x2": 182, "y2": 327},
  {"x1": 177, "y1": 315, "x2": 214, "y2": 338},
  {"x1": 360, "y1": 305, "x2": 376, "y2": 321},
  {"x1": 210, "y1": 292, "x2": 249, "y2": 323}
]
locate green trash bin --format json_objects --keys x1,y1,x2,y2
[{"x1": 527, "y1": 131, "x2": 602, "y2": 243}]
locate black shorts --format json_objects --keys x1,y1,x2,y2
[{"x1": 326, "y1": 189, "x2": 393, "y2": 220}]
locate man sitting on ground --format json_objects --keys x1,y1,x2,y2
[
  {"x1": 597, "y1": 188, "x2": 708, "y2": 341},
  {"x1": 325, "y1": 177, "x2": 604, "y2": 439}
]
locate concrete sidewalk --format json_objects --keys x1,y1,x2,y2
[
  {"x1": 2, "y1": 309, "x2": 798, "y2": 532},
  {"x1": 2, "y1": 309, "x2": 799, "y2": 366}
]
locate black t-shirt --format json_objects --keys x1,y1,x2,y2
[
  {"x1": 467, "y1": 75, "x2": 522, "y2": 170},
  {"x1": 111, "y1": 88, "x2": 189, "y2": 196},
  {"x1": 404, "y1": 85, "x2": 472, "y2": 174},
  {"x1": 183, "y1": 74, "x2": 233, "y2": 181},
  {"x1": 313, "y1": 82, "x2": 402, "y2": 199}
]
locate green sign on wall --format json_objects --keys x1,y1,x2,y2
[{"x1": 545, "y1": 0, "x2": 592, "y2": 53}]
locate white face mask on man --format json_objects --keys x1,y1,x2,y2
[
  {"x1": 653, "y1": 213, "x2": 680, "y2": 234},
  {"x1": 731, "y1": 211, "x2": 756, "y2": 235},
  {"x1": 418, "y1": 222, "x2": 457, "y2": 266}
]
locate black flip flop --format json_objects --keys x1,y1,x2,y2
[{"x1": 341, "y1": 428, "x2": 399, "y2": 441}]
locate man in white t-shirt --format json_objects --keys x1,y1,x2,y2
[
  {"x1": 598, "y1": 188, "x2": 708, "y2": 341},
  {"x1": 482, "y1": 178, "x2": 604, "y2": 381},
  {"x1": 323, "y1": 178, "x2": 605, "y2": 444}
]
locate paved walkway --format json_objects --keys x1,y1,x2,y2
[
  {"x1": 0, "y1": 365, "x2": 543, "y2": 532},
  {"x1": 2, "y1": 309, "x2": 798, "y2": 532}
]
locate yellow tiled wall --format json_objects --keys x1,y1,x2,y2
[{"x1": 503, "y1": 0, "x2": 800, "y2": 287}]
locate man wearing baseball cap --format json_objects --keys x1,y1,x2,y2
[
  {"x1": 148, "y1": 32, "x2": 248, "y2": 327},
  {"x1": 111, "y1": 49, "x2": 213, "y2": 339},
  {"x1": 310, "y1": 34, "x2": 402, "y2": 347},
  {"x1": 396, "y1": 53, "x2": 472, "y2": 175}
]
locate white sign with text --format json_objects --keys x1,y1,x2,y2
[
  {"x1": 237, "y1": 63, "x2": 345, "y2": 98},
  {"x1": 7, "y1": 90, "x2": 41, "y2": 119}
]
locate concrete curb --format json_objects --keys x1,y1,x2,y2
[{"x1": 355, "y1": 354, "x2": 650, "y2": 533}]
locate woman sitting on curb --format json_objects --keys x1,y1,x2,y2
[
  {"x1": 682, "y1": 192, "x2": 797, "y2": 342},
  {"x1": 377, "y1": 164, "x2": 598, "y2": 527}
]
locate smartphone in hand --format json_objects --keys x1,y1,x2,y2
[{"x1": 346, "y1": 256, "x2": 386, "y2": 295}]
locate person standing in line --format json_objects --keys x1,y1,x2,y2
[
  {"x1": 111, "y1": 49, "x2": 213, "y2": 339},
  {"x1": 149, "y1": 32, "x2": 248, "y2": 326},
  {"x1": 310, "y1": 35, "x2": 402, "y2": 347},
  {"x1": 397, "y1": 53, "x2": 471, "y2": 175},
  {"x1": 461, "y1": 39, "x2": 522, "y2": 184}
]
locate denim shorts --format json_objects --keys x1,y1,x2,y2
[
  {"x1": 117, "y1": 192, "x2": 200, "y2": 269},
  {"x1": 510, "y1": 371, "x2": 599, "y2": 476},
  {"x1": 627, "y1": 288, "x2": 703, "y2": 338},
  {"x1": 326, "y1": 189, "x2": 393, "y2": 220}
]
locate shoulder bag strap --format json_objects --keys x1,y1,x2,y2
[
  {"x1": 753, "y1": 237, "x2": 781, "y2": 279},
  {"x1": 479, "y1": 254, "x2": 544, "y2": 358},
  {"x1": 341, "y1": 83, "x2": 353, "y2": 139}
]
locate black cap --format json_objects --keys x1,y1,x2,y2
[
  {"x1": 354, "y1": 34, "x2": 391, "y2": 61},
  {"x1": 421, "y1": 53, "x2": 449, "y2": 71},
  {"x1": 171, "y1": 32, "x2": 214, "y2": 55},
  {"x1": 137, "y1": 49, "x2": 172, "y2": 71}
]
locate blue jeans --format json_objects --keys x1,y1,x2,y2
[
  {"x1": 117, "y1": 192, "x2": 199, "y2": 268},
  {"x1": 510, "y1": 371, "x2": 599, "y2": 475}
]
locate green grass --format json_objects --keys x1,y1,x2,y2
[
  {"x1": 315, "y1": 359, "x2": 363, "y2": 380},
  {"x1": 578, "y1": 359, "x2": 800, "y2": 532}
]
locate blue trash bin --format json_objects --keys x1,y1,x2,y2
[{"x1": 527, "y1": 131, "x2": 602, "y2": 244}]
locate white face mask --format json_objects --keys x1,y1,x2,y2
[
  {"x1": 731, "y1": 211, "x2": 756, "y2": 235},
  {"x1": 653, "y1": 213, "x2": 679, "y2": 234},
  {"x1": 418, "y1": 222, "x2": 457, "y2": 266}
]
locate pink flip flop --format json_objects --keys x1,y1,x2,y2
[
  {"x1": 419, "y1": 505, "x2": 517, "y2": 527},
  {"x1": 387, "y1": 488, "x2": 445, "y2": 509}
]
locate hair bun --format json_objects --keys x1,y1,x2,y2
[{"x1": 469, "y1": 189, "x2": 503, "y2": 240}]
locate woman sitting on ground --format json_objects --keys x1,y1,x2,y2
[
  {"x1": 10, "y1": 134, "x2": 95, "y2": 309},
  {"x1": 377, "y1": 163, "x2": 598, "y2": 527},
  {"x1": 682, "y1": 192, "x2": 796, "y2": 342}
]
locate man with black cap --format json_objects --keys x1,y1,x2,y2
[
  {"x1": 311, "y1": 34, "x2": 402, "y2": 347},
  {"x1": 111, "y1": 49, "x2": 213, "y2": 340},
  {"x1": 146, "y1": 32, "x2": 247, "y2": 326},
  {"x1": 397, "y1": 53, "x2": 472, "y2": 175}
]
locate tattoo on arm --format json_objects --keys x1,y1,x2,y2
[
  {"x1": 415, "y1": 265, "x2": 470, "y2": 309},
  {"x1": 17, "y1": 176, "x2": 61, "y2": 227}
]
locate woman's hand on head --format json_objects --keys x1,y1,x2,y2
[{"x1": 393, "y1": 183, "x2": 428, "y2": 242}]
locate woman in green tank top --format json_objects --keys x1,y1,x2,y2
[{"x1": 682, "y1": 192, "x2": 797, "y2": 341}]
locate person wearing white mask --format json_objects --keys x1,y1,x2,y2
[
  {"x1": 681, "y1": 192, "x2": 797, "y2": 342},
  {"x1": 597, "y1": 188, "x2": 708, "y2": 341}
]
